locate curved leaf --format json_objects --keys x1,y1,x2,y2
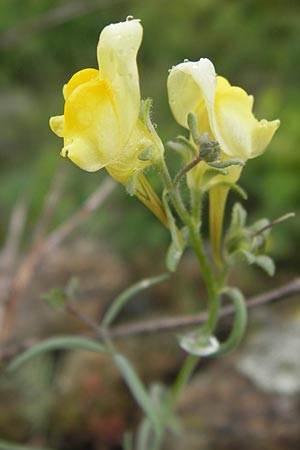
[{"x1": 8, "y1": 336, "x2": 109, "y2": 372}]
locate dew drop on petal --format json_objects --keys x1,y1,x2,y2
[{"x1": 126, "y1": 15, "x2": 134, "y2": 21}]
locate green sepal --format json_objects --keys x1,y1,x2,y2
[
  {"x1": 230, "y1": 249, "x2": 275, "y2": 276},
  {"x1": 255, "y1": 255, "x2": 275, "y2": 276},
  {"x1": 202, "y1": 167, "x2": 228, "y2": 186},
  {"x1": 167, "y1": 136, "x2": 197, "y2": 161},
  {"x1": 139, "y1": 98, "x2": 153, "y2": 127},
  {"x1": 177, "y1": 135, "x2": 198, "y2": 155},
  {"x1": 225, "y1": 203, "x2": 276, "y2": 276},
  {"x1": 208, "y1": 158, "x2": 244, "y2": 169},
  {"x1": 125, "y1": 173, "x2": 139, "y2": 196},
  {"x1": 214, "y1": 181, "x2": 248, "y2": 200},
  {"x1": 233, "y1": 248, "x2": 256, "y2": 264},
  {"x1": 138, "y1": 145, "x2": 154, "y2": 161},
  {"x1": 187, "y1": 112, "x2": 200, "y2": 142},
  {"x1": 230, "y1": 202, "x2": 247, "y2": 229},
  {"x1": 166, "y1": 140, "x2": 188, "y2": 160}
]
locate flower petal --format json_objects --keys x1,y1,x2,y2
[
  {"x1": 213, "y1": 76, "x2": 280, "y2": 159},
  {"x1": 250, "y1": 118, "x2": 280, "y2": 159},
  {"x1": 49, "y1": 115, "x2": 65, "y2": 138},
  {"x1": 61, "y1": 137, "x2": 105, "y2": 172},
  {"x1": 63, "y1": 78, "x2": 119, "y2": 171},
  {"x1": 97, "y1": 19, "x2": 142, "y2": 144},
  {"x1": 63, "y1": 68, "x2": 99, "y2": 100},
  {"x1": 167, "y1": 58, "x2": 217, "y2": 129}
]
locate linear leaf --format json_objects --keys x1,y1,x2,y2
[
  {"x1": 8, "y1": 336, "x2": 108, "y2": 372},
  {"x1": 102, "y1": 273, "x2": 169, "y2": 327},
  {"x1": 114, "y1": 355, "x2": 160, "y2": 432}
]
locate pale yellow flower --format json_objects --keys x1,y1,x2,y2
[
  {"x1": 50, "y1": 19, "x2": 167, "y2": 225},
  {"x1": 168, "y1": 58, "x2": 280, "y2": 263}
]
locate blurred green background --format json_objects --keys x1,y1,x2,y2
[{"x1": 1, "y1": 0, "x2": 299, "y2": 265}]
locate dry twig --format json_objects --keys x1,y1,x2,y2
[
  {"x1": 0, "y1": 177, "x2": 115, "y2": 343},
  {"x1": 109, "y1": 277, "x2": 300, "y2": 338},
  {"x1": 0, "y1": 198, "x2": 28, "y2": 304},
  {"x1": 1, "y1": 277, "x2": 299, "y2": 363}
]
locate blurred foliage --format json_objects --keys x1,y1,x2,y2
[{"x1": 0, "y1": 0, "x2": 299, "y2": 263}]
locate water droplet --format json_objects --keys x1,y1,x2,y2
[
  {"x1": 179, "y1": 331, "x2": 220, "y2": 357},
  {"x1": 126, "y1": 15, "x2": 134, "y2": 21}
]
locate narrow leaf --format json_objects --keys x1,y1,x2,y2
[
  {"x1": 8, "y1": 336, "x2": 109, "y2": 372},
  {"x1": 102, "y1": 273, "x2": 169, "y2": 327},
  {"x1": 114, "y1": 355, "x2": 160, "y2": 431},
  {"x1": 136, "y1": 418, "x2": 153, "y2": 450}
]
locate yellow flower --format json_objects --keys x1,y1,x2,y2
[
  {"x1": 168, "y1": 58, "x2": 280, "y2": 264},
  {"x1": 50, "y1": 19, "x2": 167, "y2": 226}
]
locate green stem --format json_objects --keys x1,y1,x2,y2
[
  {"x1": 157, "y1": 158, "x2": 219, "y2": 332},
  {"x1": 169, "y1": 354, "x2": 198, "y2": 406},
  {"x1": 148, "y1": 157, "x2": 226, "y2": 450}
]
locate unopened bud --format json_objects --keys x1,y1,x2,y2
[{"x1": 199, "y1": 134, "x2": 221, "y2": 162}]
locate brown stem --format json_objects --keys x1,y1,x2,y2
[
  {"x1": 109, "y1": 277, "x2": 300, "y2": 337},
  {"x1": 1, "y1": 277, "x2": 299, "y2": 362},
  {"x1": 253, "y1": 212, "x2": 296, "y2": 237},
  {"x1": 173, "y1": 154, "x2": 202, "y2": 187}
]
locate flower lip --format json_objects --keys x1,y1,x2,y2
[{"x1": 63, "y1": 68, "x2": 99, "y2": 100}]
